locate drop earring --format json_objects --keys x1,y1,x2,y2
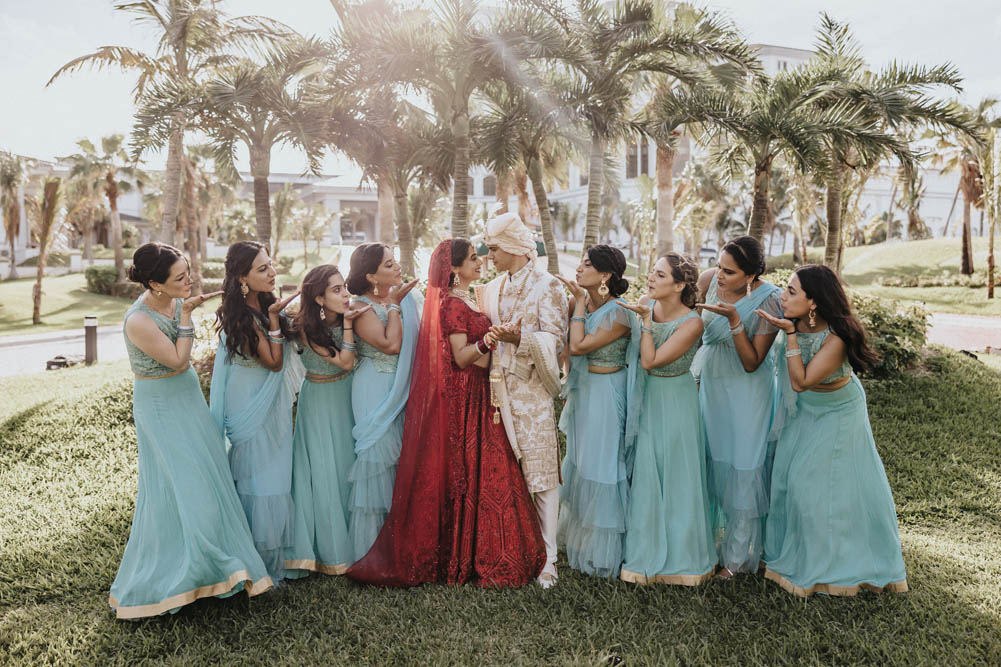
[
  {"x1": 240, "y1": 282, "x2": 249, "y2": 297},
  {"x1": 156, "y1": 290, "x2": 163, "y2": 297},
  {"x1": 746, "y1": 280, "x2": 753, "y2": 297},
  {"x1": 598, "y1": 279, "x2": 609, "y2": 297},
  {"x1": 319, "y1": 307, "x2": 326, "y2": 321},
  {"x1": 808, "y1": 308, "x2": 817, "y2": 329},
  {"x1": 373, "y1": 283, "x2": 380, "y2": 298}
]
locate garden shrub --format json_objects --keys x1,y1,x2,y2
[
  {"x1": 850, "y1": 292, "x2": 928, "y2": 376},
  {"x1": 18, "y1": 252, "x2": 69, "y2": 267},
  {"x1": 276, "y1": 256, "x2": 295, "y2": 274},
  {"x1": 877, "y1": 270, "x2": 987, "y2": 289},
  {"x1": 199, "y1": 262, "x2": 225, "y2": 279},
  {"x1": 84, "y1": 265, "x2": 118, "y2": 295}
]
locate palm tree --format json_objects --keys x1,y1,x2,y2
[
  {"x1": 48, "y1": 0, "x2": 290, "y2": 244},
  {"x1": 270, "y1": 183, "x2": 299, "y2": 264},
  {"x1": 134, "y1": 36, "x2": 329, "y2": 246},
  {"x1": 349, "y1": 0, "x2": 565, "y2": 238},
  {"x1": 809, "y1": 14, "x2": 974, "y2": 271},
  {"x1": 521, "y1": 0, "x2": 759, "y2": 248},
  {"x1": 63, "y1": 176, "x2": 106, "y2": 265},
  {"x1": 555, "y1": 202, "x2": 581, "y2": 251},
  {"x1": 931, "y1": 98, "x2": 1000, "y2": 274},
  {"x1": 477, "y1": 76, "x2": 583, "y2": 274},
  {"x1": 27, "y1": 179, "x2": 64, "y2": 324},
  {"x1": 1, "y1": 151, "x2": 26, "y2": 279},
  {"x1": 61, "y1": 135, "x2": 144, "y2": 282}
]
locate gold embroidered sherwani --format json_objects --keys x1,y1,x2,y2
[{"x1": 479, "y1": 260, "x2": 568, "y2": 493}]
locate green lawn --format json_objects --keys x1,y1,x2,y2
[
  {"x1": 855, "y1": 285, "x2": 1001, "y2": 317},
  {"x1": 1, "y1": 349, "x2": 999, "y2": 664},
  {"x1": 0, "y1": 274, "x2": 133, "y2": 338}
]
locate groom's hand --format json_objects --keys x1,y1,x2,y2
[{"x1": 490, "y1": 317, "x2": 522, "y2": 346}]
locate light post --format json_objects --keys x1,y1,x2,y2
[{"x1": 84, "y1": 315, "x2": 98, "y2": 365}]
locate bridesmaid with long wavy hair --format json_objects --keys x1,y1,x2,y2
[
  {"x1": 210, "y1": 240, "x2": 301, "y2": 584},
  {"x1": 285, "y1": 265, "x2": 369, "y2": 577},
  {"x1": 758, "y1": 265, "x2": 907, "y2": 596},
  {"x1": 345, "y1": 243, "x2": 420, "y2": 558},
  {"x1": 111, "y1": 242, "x2": 271, "y2": 619}
]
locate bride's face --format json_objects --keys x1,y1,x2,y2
[{"x1": 453, "y1": 245, "x2": 482, "y2": 283}]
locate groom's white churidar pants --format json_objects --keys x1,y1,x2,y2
[{"x1": 534, "y1": 488, "x2": 559, "y2": 577}]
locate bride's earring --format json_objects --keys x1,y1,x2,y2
[{"x1": 808, "y1": 308, "x2": 817, "y2": 329}]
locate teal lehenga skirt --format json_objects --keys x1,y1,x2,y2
[
  {"x1": 286, "y1": 373, "x2": 356, "y2": 576},
  {"x1": 764, "y1": 377, "x2": 908, "y2": 596},
  {"x1": 558, "y1": 369, "x2": 630, "y2": 578},
  {"x1": 621, "y1": 372, "x2": 716, "y2": 585},
  {"x1": 110, "y1": 369, "x2": 272, "y2": 619}
]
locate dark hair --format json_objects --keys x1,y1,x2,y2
[
  {"x1": 661, "y1": 251, "x2": 699, "y2": 308},
  {"x1": 586, "y1": 244, "x2": 629, "y2": 297},
  {"x1": 794, "y1": 264, "x2": 879, "y2": 373},
  {"x1": 214, "y1": 240, "x2": 289, "y2": 361},
  {"x1": 449, "y1": 238, "x2": 473, "y2": 287},
  {"x1": 346, "y1": 242, "x2": 389, "y2": 296},
  {"x1": 293, "y1": 264, "x2": 342, "y2": 357},
  {"x1": 127, "y1": 242, "x2": 185, "y2": 290},
  {"x1": 721, "y1": 235, "x2": 766, "y2": 279}
]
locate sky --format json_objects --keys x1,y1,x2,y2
[{"x1": 2, "y1": 0, "x2": 1000, "y2": 177}]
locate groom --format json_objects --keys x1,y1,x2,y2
[{"x1": 476, "y1": 210, "x2": 568, "y2": 589}]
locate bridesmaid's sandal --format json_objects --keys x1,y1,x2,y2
[{"x1": 714, "y1": 567, "x2": 735, "y2": 580}]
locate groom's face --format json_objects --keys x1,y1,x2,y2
[{"x1": 487, "y1": 245, "x2": 517, "y2": 273}]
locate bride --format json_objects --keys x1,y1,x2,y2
[{"x1": 347, "y1": 238, "x2": 545, "y2": 587}]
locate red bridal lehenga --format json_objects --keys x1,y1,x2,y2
[{"x1": 347, "y1": 241, "x2": 545, "y2": 587}]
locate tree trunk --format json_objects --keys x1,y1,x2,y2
[
  {"x1": 655, "y1": 139, "x2": 676, "y2": 255},
  {"x1": 514, "y1": 166, "x2": 534, "y2": 224},
  {"x1": 182, "y1": 157, "x2": 201, "y2": 295},
  {"x1": 583, "y1": 132, "x2": 604, "y2": 248},
  {"x1": 884, "y1": 181, "x2": 898, "y2": 242},
  {"x1": 528, "y1": 157, "x2": 559, "y2": 275},
  {"x1": 107, "y1": 173, "x2": 124, "y2": 282},
  {"x1": 748, "y1": 157, "x2": 772, "y2": 242},
  {"x1": 495, "y1": 171, "x2": 510, "y2": 214},
  {"x1": 32, "y1": 246, "x2": 46, "y2": 324},
  {"x1": 83, "y1": 226, "x2": 93, "y2": 264},
  {"x1": 199, "y1": 205, "x2": 209, "y2": 267},
  {"x1": 450, "y1": 110, "x2": 470, "y2": 238},
  {"x1": 988, "y1": 213, "x2": 995, "y2": 299},
  {"x1": 160, "y1": 116, "x2": 184, "y2": 243},
  {"x1": 979, "y1": 208, "x2": 984, "y2": 236},
  {"x1": 394, "y1": 185, "x2": 415, "y2": 278},
  {"x1": 961, "y1": 194, "x2": 974, "y2": 275},
  {"x1": 943, "y1": 181, "x2": 960, "y2": 236},
  {"x1": 376, "y1": 176, "x2": 395, "y2": 246},
  {"x1": 250, "y1": 147, "x2": 272, "y2": 247},
  {"x1": 824, "y1": 158, "x2": 844, "y2": 270},
  {"x1": 7, "y1": 235, "x2": 17, "y2": 279}
]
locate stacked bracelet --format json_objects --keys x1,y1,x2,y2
[
  {"x1": 387, "y1": 304, "x2": 402, "y2": 314},
  {"x1": 176, "y1": 330, "x2": 195, "y2": 339},
  {"x1": 570, "y1": 316, "x2": 586, "y2": 324},
  {"x1": 641, "y1": 326, "x2": 654, "y2": 335},
  {"x1": 785, "y1": 348, "x2": 802, "y2": 358},
  {"x1": 475, "y1": 340, "x2": 488, "y2": 355},
  {"x1": 267, "y1": 334, "x2": 285, "y2": 344},
  {"x1": 341, "y1": 341, "x2": 357, "y2": 352},
  {"x1": 729, "y1": 323, "x2": 744, "y2": 336},
  {"x1": 268, "y1": 328, "x2": 282, "y2": 338}
]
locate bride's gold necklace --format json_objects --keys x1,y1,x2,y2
[{"x1": 451, "y1": 286, "x2": 478, "y2": 310}]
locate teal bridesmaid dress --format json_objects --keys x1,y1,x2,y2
[
  {"x1": 764, "y1": 330, "x2": 908, "y2": 596},
  {"x1": 696, "y1": 274, "x2": 783, "y2": 574},
  {"x1": 558, "y1": 300, "x2": 641, "y2": 578},
  {"x1": 621, "y1": 311, "x2": 716, "y2": 585},
  {"x1": 209, "y1": 322, "x2": 298, "y2": 584},
  {"x1": 348, "y1": 293, "x2": 419, "y2": 559},
  {"x1": 110, "y1": 298, "x2": 271, "y2": 619},
  {"x1": 285, "y1": 325, "x2": 356, "y2": 577}
]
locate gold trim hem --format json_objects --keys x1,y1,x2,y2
[
  {"x1": 620, "y1": 566, "x2": 716, "y2": 587},
  {"x1": 109, "y1": 570, "x2": 274, "y2": 619},
  {"x1": 284, "y1": 559, "x2": 349, "y2": 575},
  {"x1": 134, "y1": 365, "x2": 189, "y2": 380},
  {"x1": 764, "y1": 568, "x2": 908, "y2": 597},
  {"x1": 305, "y1": 371, "x2": 350, "y2": 384}
]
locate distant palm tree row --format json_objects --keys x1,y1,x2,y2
[{"x1": 7, "y1": 0, "x2": 1001, "y2": 301}]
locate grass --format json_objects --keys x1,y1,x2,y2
[
  {"x1": 0, "y1": 274, "x2": 132, "y2": 338},
  {"x1": 1, "y1": 349, "x2": 1000, "y2": 664},
  {"x1": 0, "y1": 359, "x2": 130, "y2": 423},
  {"x1": 855, "y1": 285, "x2": 1001, "y2": 317}
]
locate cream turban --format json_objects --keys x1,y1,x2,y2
[{"x1": 483, "y1": 208, "x2": 537, "y2": 257}]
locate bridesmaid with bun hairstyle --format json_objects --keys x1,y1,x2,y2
[
  {"x1": 111, "y1": 242, "x2": 271, "y2": 619},
  {"x1": 556, "y1": 244, "x2": 642, "y2": 578},
  {"x1": 619, "y1": 252, "x2": 716, "y2": 586}
]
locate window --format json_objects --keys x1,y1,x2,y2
[
  {"x1": 483, "y1": 174, "x2": 496, "y2": 198},
  {"x1": 626, "y1": 141, "x2": 638, "y2": 179},
  {"x1": 640, "y1": 140, "x2": 650, "y2": 176},
  {"x1": 579, "y1": 170, "x2": 588, "y2": 187},
  {"x1": 778, "y1": 60, "x2": 788, "y2": 72}
]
